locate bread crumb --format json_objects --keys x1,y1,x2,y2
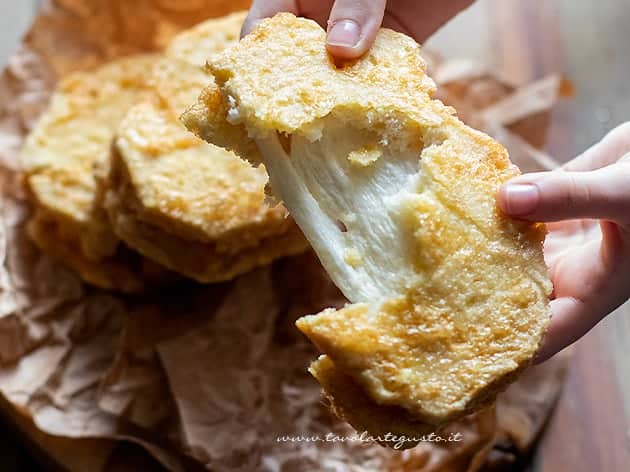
[
  {"x1": 344, "y1": 247, "x2": 363, "y2": 267},
  {"x1": 348, "y1": 147, "x2": 382, "y2": 167}
]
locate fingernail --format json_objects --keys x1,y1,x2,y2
[
  {"x1": 327, "y1": 20, "x2": 361, "y2": 48},
  {"x1": 502, "y1": 184, "x2": 540, "y2": 216}
]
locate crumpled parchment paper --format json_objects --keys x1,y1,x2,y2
[{"x1": 0, "y1": 1, "x2": 570, "y2": 470}]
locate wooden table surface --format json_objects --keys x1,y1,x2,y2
[{"x1": 1, "y1": 1, "x2": 630, "y2": 471}]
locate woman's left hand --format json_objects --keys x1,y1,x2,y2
[{"x1": 498, "y1": 122, "x2": 630, "y2": 362}]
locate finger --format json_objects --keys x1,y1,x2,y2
[
  {"x1": 241, "y1": 0, "x2": 299, "y2": 37},
  {"x1": 498, "y1": 163, "x2": 630, "y2": 223},
  {"x1": 564, "y1": 122, "x2": 630, "y2": 171},
  {"x1": 326, "y1": 0, "x2": 387, "y2": 59}
]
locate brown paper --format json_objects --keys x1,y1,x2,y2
[
  {"x1": 156, "y1": 255, "x2": 379, "y2": 471},
  {"x1": 484, "y1": 351, "x2": 569, "y2": 470},
  {"x1": 98, "y1": 328, "x2": 173, "y2": 430},
  {"x1": 0, "y1": 1, "x2": 569, "y2": 470},
  {"x1": 427, "y1": 54, "x2": 573, "y2": 172}
]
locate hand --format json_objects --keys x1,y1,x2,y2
[
  {"x1": 498, "y1": 123, "x2": 630, "y2": 362},
  {"x1": 242, "y1": 0, "x2": 475, "y2": 59}
]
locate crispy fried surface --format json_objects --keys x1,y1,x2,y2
[
  {"x1": 19, "y1": 55, "x2": 166, "y2": 291},
  {"x1": 165, "y1": 11, "x2": 245, "y2": 67},
  {"x1": 106, "y1": 12, "x2": 308, "y2": 283},
  {"x1": 182, "y1": 12, "x2": 445, "y2": 165},
  {"x1": 186, "y1": 13, "x2": 552, "y2": 442},
  {"x1": 310, "y1": 356, "x2": 435, "y2": 449}
]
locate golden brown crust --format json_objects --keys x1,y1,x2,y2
[
  {"x1": 185, "y1": 13, "x2": 552, "y2": 443},
  {"x1": 165, "y1": 11, "x2": 246, "y2": 66},
  {"x1": 20, "y1": 55, "x2": 156, "y2": 233},
  {"x1": 210, "y1": 13, "x2": 443, "y2": 135}
]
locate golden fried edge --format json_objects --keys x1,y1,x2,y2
[
  {"x1": 27, "y1": 210, "x2": 171, "y2": 293},
  {"x1": 105, "y1": 145, "x2": 307, "y2": 283}
]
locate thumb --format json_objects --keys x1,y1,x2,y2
[
  {"x1": 498, "y1": 162, "x2": 630, "y2": 223},
  {"x1": 326, "y1": 0, "x2": 386, "y2": 59}
]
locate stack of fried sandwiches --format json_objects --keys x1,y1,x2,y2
[{"x1": 20, "y1": 11, "x2": 307, "y2": 292}]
